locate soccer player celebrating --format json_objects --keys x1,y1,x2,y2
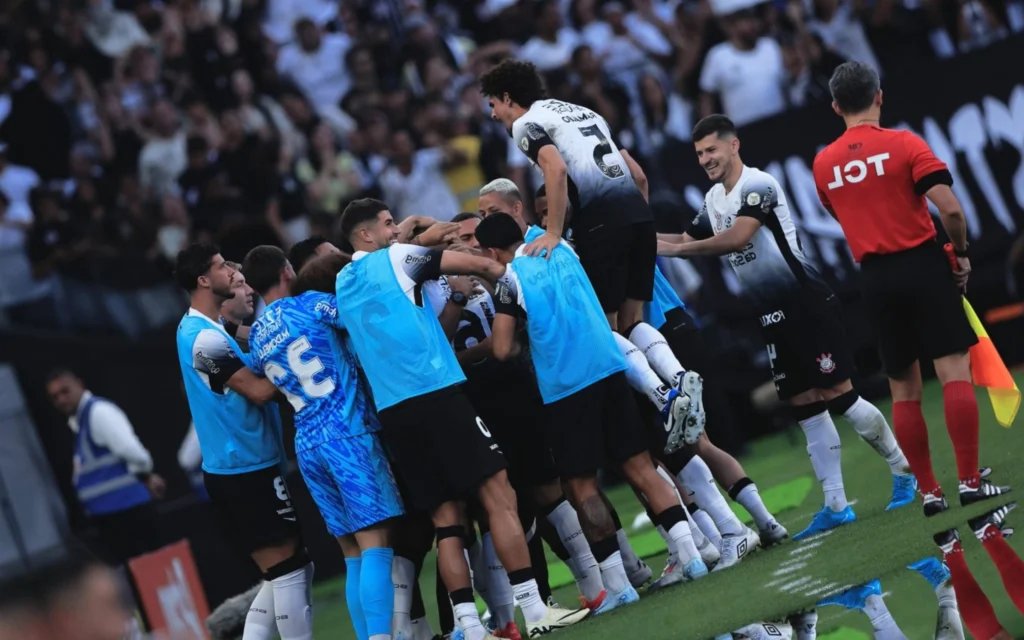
[
  {"x1": 336, "y1": 198, "x2": 590, "y2": 639},
  {"x1": 476, "y1": 212, "x2": 709, "y2": 594},
  {"x1": 174, "y1": 244, "x2": 315, "y2": 640},
  {"x1": 658, "y1": 115, "x2": 917, "y2": 541},
  {"x1": 478, "y1": 60, "x2": 706, "y2": 453},
  {"x1": 243, "y1": 246, "x2": 403, "y2": 640},
  {"x1": 813, "y1": 61, "x2": 1010, "y2": 514}
]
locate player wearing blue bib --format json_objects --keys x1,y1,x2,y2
[
  {"x1": 244, "y1": 246, "x2": 402, "y2": 640},
  {"x1": 337, "y1": 199, "x2": 591, "y2": 640},
  {"x1": 476, "y1": 212, "x2": 710, "y2": 602},
  {"x1": 174, "y1": 244, "x2": 315, "y2": 640}
]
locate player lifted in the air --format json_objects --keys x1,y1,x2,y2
[
  {"x1": 478, "y1": 60, "x2": 705, "y2": 455},
  {"x1": 658, "y1": 115, "x2": 918, "y2": 541}
]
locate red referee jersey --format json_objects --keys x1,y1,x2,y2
[{"x1": 813, "y1": 125, "x2": 951, "y2": 263}]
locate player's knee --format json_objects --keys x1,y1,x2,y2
[
  {"x1": 263, "y1": 548, "x2": 312, "y2": 582},
  {"x1": 435, "y1": 525, "x2": 464, "y2": 546},
  {"x1": 934, "y1": 351, "x2": 972, "y2": 385},
  {"x1": 565, "y1": 476, "x2": 598, "y2": 506},
  {"x1": 827, "y1": 388, "x2": 860, "y2": 415},
  {"x1": 479, "y1": 471, "x2": 517, "y2": 513}
]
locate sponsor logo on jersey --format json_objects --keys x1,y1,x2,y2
[
  {"x1": 760, "y1": 310, "x2": 786, "y2": 326},
  {"x1": 404, "y1": 253, "x2": 433, "y2": 265},
  {"x1": 195, "y1": 351, "x2": 220, "y2": 374},
  {"x1": 817, "y1": 353, "x2": 836, "y2": 373}
]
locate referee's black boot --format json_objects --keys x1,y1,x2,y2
[{"x1": 923, "y1": 491, "x2": 949, "y2": 517}]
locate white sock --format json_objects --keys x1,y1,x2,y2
[
  {"x1": 482, "y1": 533, "x2": 515, "y2": 627},
  {"x1": 799, "y1": 410, "x2": 849, "y2": 512},
  {"x1": 841, "y1": 397, "x2": 911, "y2": 475},
  {"x1": 667, "y1": 520, "x2": 700, "y2": 564},
  {"x1": 370, "y1": 634, "x2": 390, "y2": 640},
  {"x1": 656, "y1": 524, "x2": 679, "y2": 556},
  {"x1": 597, "y1": 550, "x2": 629, "y2": 593},
  {"x1": 628, "y1": 321, "x2": 686, "y2": 387},
  {"x1": 270, "y1": 563, "x2": 315, "y2": 640},
  {"x1": 511, "y1": 579, "x2": 547, "y2": 624},
  {"x1": 242, "y1": 581, "x2": 276, "y2": 640},
  {"x1": 615, "y1": 529, "x2": 641, "y2": 571},
  {"x1": 680, "y1": 457, "x2": 744, "y2": 536},
  {"x1": 454, "y1": 602, "x2": 486, "y2": 640},
  {"x1": 735, "y1": 483, "x2": 777, "y2": 532},
  {"x1": 614, "y1": 332, "x2": 672, "y2": 411},
  {"x1": 468, "y1": 535, "x2": 493, "y2": 611},
  {"x1": 391, "y1": 555, "x2": 415, "y2": 637},
  {"x1": 546, "y1": 501, "x2": 603, "y2": 601},
  {"x1": 936, "y1": 586, "x2": 964, "y2": 640},
  {"x1": 654, "y1": 465, "x2": 708, "y2": 548},
  {"x1": 410, "y1": 617, "x2": 434, "y2": 640},
  {"x1": 690, "y1": 508, "x2": 722, "y2": 549},
  {"x1": 862, "y1": 594, "x2": 907, "y2": 640}
]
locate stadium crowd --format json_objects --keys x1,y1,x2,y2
[{"x1": 0, "y1": 0, "x2": 1020, "y2": 334}]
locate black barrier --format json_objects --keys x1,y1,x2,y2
[{"x1": 659, "y1": 34, "x2": 1024, "y2": 321}]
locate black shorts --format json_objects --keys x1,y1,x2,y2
[
  {"x1": 545, "y1": 372, "x2": 650, "y2": 479},
  {"x1": 574, "y1": 222, "x2": 656, "y2": 312},
  {"x1": 758, "y1": 293, "x2": 855, "y2": 400},
  {"x1": 464, "y1": 368, "x2": 559, "y2": 490},
  {"x1": 204, "y1": 465, "x2": 300, "y2": 554},
  {"x1": 377, "y1": 385, "x2": 507, "y2": 512},
  {"x1": 861, "y1": 241, "x2": 978, "y2": 375}
]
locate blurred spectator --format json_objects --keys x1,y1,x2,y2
[
  {"x1": 295, "y1": 122, "x2": 363, "y2": 218},
  {"x1": 380, "y1": 129, "x2": 464, "y2": 221},
  {"x1": 137, "y1": 99, "x2": 186, "y2": 197},
  {"x1": 699, "y1": 8, "x2": 787, "y2": 125},
  {"x1": 276, "y1": 19, "x2": 355, "y2": 136},
  {"x1": 518, "y1": 0, "x2": 581, "y2": 71}
]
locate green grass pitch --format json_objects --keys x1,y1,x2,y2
[{"x1": 310, "y1": 376, "x2": 1024, "y2": 639}]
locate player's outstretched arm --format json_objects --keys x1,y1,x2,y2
[
  {"x1": 226, "y1": 368, "x2": 279, "y2": 406},
  {"x1": 667, "y1": 217, "x2": 761, "y2": 257},
  {"x1": 439, "y1": 250, "x2": 506, "y2": 282},
  {"x1": 523, "y1": 146, "x2": 568, "y2": 259},
  {"x1": 621, "y1": 149, "x2": 649, "y2": 202}
]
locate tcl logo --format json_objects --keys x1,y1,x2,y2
[{"x1": 826, "y1": 153, "x2": 890, "y2": 189}]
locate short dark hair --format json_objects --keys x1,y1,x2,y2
[
  {"x1": 0, "y1": 544, "x2": 104, "y2": 616},
  {"x1": 829, "y1": 61, "x2": 880, "y2": 115},
  {"x1": 289, "y1": 235, "x2": 330, "y2": 274},
  {"x1": 451, "y1": 212, "x2": 482, "y2": 224},
  {"x1": 478, "y1": 59, "x2": 547, "y2": 108},
  {"x1": 242, "y1": 245, "x2": 289, "y2": 296},
  {"x1": 691, "y1": 114, "x2": 737, "y2": 142},
  {"x1": 175, "y1": 243, "x2": 221, "y2": 292},
  {"x1": 475, "y1": 213, "x2": 524, "y2": 251},
  {"x1": 535, "y1": 184, "x2": 546, "y2": 199},
  {"x1": 292, "y1": 253, "x2": 352, "y2": 296},
  {"x1": 340, "y1": 198, "x2": 389, "y2": 242},
  {"x1": 44, "y1": 367, "x2": 77, "y2": 385}
]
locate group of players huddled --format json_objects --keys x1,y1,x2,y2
[{"x1": 175, "y1": 59, "x2": 1020, "y2": 640}]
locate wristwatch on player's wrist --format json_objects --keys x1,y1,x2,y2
[
  {"x1": 954, "y1": 243, "x2": 970, "y2": 258},
  {"x1": 450, "y1": 291, "x2": 468, "y2": 306}
]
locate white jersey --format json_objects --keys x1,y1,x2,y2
[
  {"x1": 453, "y1": 289, "x2": 495, "y2": 354},
  {"x1": 693, "y1": 165, "x2": 830, "y2": 309},
  {"x1": 512, "y1": 98, "x2": 652, "y2": 235}
]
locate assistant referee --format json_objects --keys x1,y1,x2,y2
[{"x1": 812, "y1": 61, "x2": 1009, "y2": 517}]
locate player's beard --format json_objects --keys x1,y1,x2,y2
[{"x1": 213, "y1": 283, "x2": 235, "y2": 300}]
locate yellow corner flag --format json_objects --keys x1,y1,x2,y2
[{"x1": 963, "y1": 298, "x2": 1019, "y2": 428}]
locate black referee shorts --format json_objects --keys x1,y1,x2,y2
[{"x1": 860, "y1": 240, "x2": 977, "y2": 375}]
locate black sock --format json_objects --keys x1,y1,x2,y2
[
  {"x1": 528, "y1": 533, "x2": 553, "y2": 601},
  {"x1": 435, "y1": 563, "x2": 454, "y2": 634}
]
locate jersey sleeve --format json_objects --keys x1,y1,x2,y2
[
  {"x1": 902, "y1": 131, "x2": 952, "y2": 195},
  {"x1": 812, "y1": 151, "x2": 835, "y2": 215},
  {"x1": 305, "y1": 292, "x2": 347, "y2": 330},
  {"x1": 493, "y1": 268, "x2": 525, "y2": 317},
  {"x1": 389, "y1": 243, "x2": 444, "y2": 287},
  {"x1": 512, "y1": 119, "x2": 555, "y2": 164},
  {"x1": 686, "y1": 202, "x2": 714, "y2": 240},
  {"x1": 735, "y1": 174, "x2": 777, "y2": 224},
  {"x1": 192, "y1": 328, "x2": 247, "y2": 394}
]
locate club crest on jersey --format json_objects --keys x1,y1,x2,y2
[
  {"x1": 519, "y1": 137, "x2": 529, "y2": 152},
  {"x1": 745, "y1": 191, "x2": 761, "y2": 207},
  {"x1": 817, "y1": 353, "x2": 836, "y2": 374}
]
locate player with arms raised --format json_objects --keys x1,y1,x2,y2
[
  {"x1": 813, "y1": 61, "x2": 1010, "y2": 514},
  {"x1": 659, "y1": 115, "x2": 917, "y2": 541}
]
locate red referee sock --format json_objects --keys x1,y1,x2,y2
[
  {"x1": 943, "y1": 540, "x2": 1006, "y2": 640},
  {"x1": 943, "y1": 381, "x2": 981, "y2": 487},
  {"x1": 892, "y1": 401, "x2": 940, "y2": 495},
  {"x1": 978, "y1": 526, "x2": 1024, "y2": 615}
]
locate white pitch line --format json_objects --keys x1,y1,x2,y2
[
  {"x1": 772, "y1": 562, "x2": 808, "y2": 577},
  {"x1": 779, "y1": 576, "x2": 815, "y2": 592},
  {"x1": 808, "y1": 582, "x2": 847, "y2": 597}
]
